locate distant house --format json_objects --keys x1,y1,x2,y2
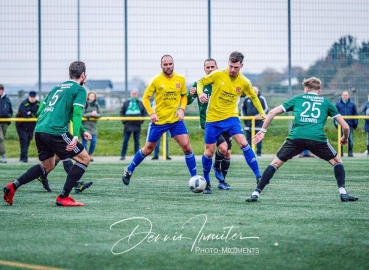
[
  {"x1": 112, "y1": 78, "x2": 147, "y2": 96},
  {"x1": 84, "y1": 80, "x2": 118, "y2": 109},
  {"x1": 3, "y1": 84, "x2": 34, "y2": 97},
  {"x1": 33, "y1": 82, "x2": 62, "y2": 96},
  {"x1": 84, "y1": 80, "x2": 113, "y2": 92}
]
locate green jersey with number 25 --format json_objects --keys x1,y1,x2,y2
[{"x1": 281, "y1": 92, "x2": 340, "y2": 142}]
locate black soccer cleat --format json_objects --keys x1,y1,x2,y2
[
  {"x1": 203, "y1": 182, "x2": 212, "y2": 194},
  {"x1": 246, "y1": 195, "x2": 259, "y2": 202},
  {"x1": 37, "y1": 176, "x2": 52, "y2": 192},
  {"x1": 340, "y1": 193, "x2": 358, "y2": 202},
  {"x1": 122, "y1": 167, "x2": 132, "y2": 185},
  {"x1": 74, "y1": 181, "x2": 93, "y2": 194}
]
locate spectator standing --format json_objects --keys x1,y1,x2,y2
[
  {"x1": 120, "y1": 89, "x2": 146, "y2": 160},
  {"x1": 82, "y1": 91, "x2": 101, "y2": 161},
  {"x1": 16, "y1": 91, "x2": 40, "y2": 162},
  {"x1": 0, "y1": 84, "x2": 13, "y2": 163},
  {"x1": 242, "y1": 86, "x2": 268, "y2": 157},
  {"x1": 335, "y1": 91, "x2": 358, "y2": 157},
  {"x1": 361, "y1": 94, "x2": 369, "y2": 156}
]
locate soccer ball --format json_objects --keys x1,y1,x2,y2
[{"x1": 189, "y1": 175, "x2": 207, "y2": 193}]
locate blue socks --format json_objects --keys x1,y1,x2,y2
[
  {"x1": 241, "y1": 144, "x2": 261, "y2": 178},
  {"x1": 128, "y1": 149, "x2": 146, "y2": 172},
  {"x1": 185, "y1": 152, "x2": 197, "y2": 177},
  {"x1": 202, "y1": 154, "x2": 213, "y2": 182}
]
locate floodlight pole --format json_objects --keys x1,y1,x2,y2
[
  {"x1": 38, "y1": 0, "x2": 42, "y2": 97},
  {"x1": 287, "y1": 0, "x2": 292, "y2": 131}
]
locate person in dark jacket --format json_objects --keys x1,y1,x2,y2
[
  {"x1": 120, "y1": 89, "x2": 147, "y2": 160},
  {"x1": 16, "y1": 91, "x2": 40, "y2": 162},
  {"x1": 0, "y1": 84, "x2": 13, "y2": 163},
  {"x1": 361, "y1": 95, "x2": 369, "y2": 156},
  {"x1": 241, "y1": 86, "x2": 268, "y2": 157},
  {"x1": 335, "y1": 91, "x2": 358, "y2": 157}
]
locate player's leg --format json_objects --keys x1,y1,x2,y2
[
  {"x1": 123, "y1": 122, "x2": 163, "y2": 185},
  {"x1": 233, "y1": 133, "x2": 261, "y2": 182},
  {"x1": 245, "y1": 138, "x2": 301, "y2": 202},
  {"x1": 47, "y1": 132, "x2": 91, "y2": 206},
  {"x1": 171, "y1": 121, "x2": 197, "y2": 177},
  {"x1": 3, "y1": 133, "x2": 54, "y2": 205},
  {"x1": 202, "y1": 122, "x2": 223, "y2": 194},
  {"x1": 313, "y1": 140, "x2": 358, "y2": 202},
  {"x1": 214, "y1": 136, "x2": 226, "y2": 181},
  {"x1": 219, "y1": 132, "x2": 232, "y2": 189}
]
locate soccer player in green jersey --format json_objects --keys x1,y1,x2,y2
[
  {"x1": 197, "y1": 51, "x2": 266, "y2": 194},
  {"x1": 246, "y1": 77, "x2": 358, "y2": 203},
  {"x1": 188, "y1": 58, "x2": 233, "y2": 191},
  {"x1": 3, "y1": 61, "x2": 93, "y2": 207}
]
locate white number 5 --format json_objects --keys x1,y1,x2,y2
[{"x1": 48, "y1": 90, "x2": 63, "y2": 106}]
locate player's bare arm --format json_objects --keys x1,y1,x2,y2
[
  {"x1": 253, "y1": 106, "x2": 284, "y2": 143},
  {"x1": 335, "y1": 115, "x2": 350, "y2": 145}
]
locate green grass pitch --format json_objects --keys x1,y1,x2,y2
[{"x1": 1, "y1": 157, "x2": 368, "y2": 270}]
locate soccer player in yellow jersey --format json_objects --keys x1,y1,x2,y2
[
  {"x1": 122, "y1": 55, "x2": 197, "y2": 185},
  {"x1": 197, "y1": 51, "x2": 266, "y2": 194}
]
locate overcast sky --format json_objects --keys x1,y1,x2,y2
[{"x1": 1, "y1": 0, "x2": 368, "y2": 86}]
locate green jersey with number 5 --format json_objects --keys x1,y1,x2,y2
[
  {"x1": 281, "y1": 92, "x2": 340, "y2": 142},
  {"x1": 35, "y1": 80, "x2": 87, "y2": 135}
]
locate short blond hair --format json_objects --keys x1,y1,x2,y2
[{"x1": 302, "y1": 77, "x2": 321, "y2": 91}]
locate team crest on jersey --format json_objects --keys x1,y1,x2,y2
[
  {"x1": 176, "y1": 83, "x2": 181, "y2": 89},
  {"x1": 236, "y1": 87, "x2": 241, "y2": 93}
]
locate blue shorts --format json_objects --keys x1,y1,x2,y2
[
  {"x1": 147, "y1": 120, "x2": 188, "y2": 143},
  {"x1": 204, "y1": 117, "x2": 243, "y2": 144}
]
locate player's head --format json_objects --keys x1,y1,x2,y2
[
  {"x1": 69, "y1": 61, "x2": 87, "y2": 86},
  {"x1": 228, "y1": 51, "x2": 244, "y2": 77},
  {"x1": 302, "y1": 77, "x2": 321, "y2": 93},
  {"x1": 161, "y1": 55, "x2": 174, "y2": 77},
  {"x1": 204, "y1": 58, "x2": 218, "y2": 75},
  {"x1": 341, "y1": 91, "x2": 349, "y2": 101}
]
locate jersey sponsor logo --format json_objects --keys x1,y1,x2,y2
[
  {"x1": 44, "y1": 107, "x2": 54, "y2": 112},
  {"x1": 300, "y1": 117, "x2": 317, "y2": 123},
  {"x1": 164, "y1": 91, "x2": 177, "y2": 101}
]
